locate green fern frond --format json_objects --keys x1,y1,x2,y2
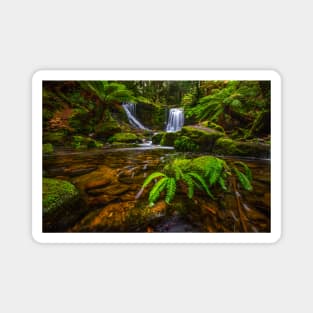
[
  {"x1": 218, "y1": 176, "x2": 228, "y2": 191},
  {"x1": 165, "y1": 177, "x2": 176, "y2": 204},
  {"x1": 233, "y1": 161, "x2": 252, "y2": 182},
  {"x1": 233, "y1": 168, "x2": 253, "y2": 191},
  {"x1": 142, "y1": 172, "x2": 166, "y2": 189},
  {"x1": 188, "y1": 172, "x2": 215, "y2": 199},
  {"x1": 148, "y1": 177, "x2": 168, "y2": 205},
  {"x1": 182, "y1": 173, "x2": 195, "y2": 199}
]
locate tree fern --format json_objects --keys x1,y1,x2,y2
[{"x1": 142, "y1": 172, "x2": 166, "y2": 188}]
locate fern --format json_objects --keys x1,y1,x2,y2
[
  {"x1": 188, "y1": 172, "x2": 215, "y2": 199},
  {"x1": 182, "y1": 173, "x2": 195, "y2": 199},
  {"x1": 165, "y1": 178, "x2": 176, "y2": 204},
  {"x1": 233, "y1": 161, "x2": 252, "y2": 181},
  {"x1": 148, "y1": 177, "x2": 168, "y2": 206},
  {"x1": 142, "y1": 172, "x2": 166, "y2": 188},
  {"x1": 233, "y1": 168, "x2": 253, "y2": 191},
  {"x1": 218, "y1": 176, "x2": 228, "y2": 191}
]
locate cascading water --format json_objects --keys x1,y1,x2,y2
[
  {"x1": 122, "y1": 103, "x2": 149, "y2": 130},
  {"x1": 166, "y1": 108, "x2": 184, "y2": 132}
]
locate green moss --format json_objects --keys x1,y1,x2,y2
[
  {"x1": 213, "y1": 138, "x2": 240, "y2": 155},
  {"x1": 180, "y1": 126, "x2": 224, "y2": 152},
  {"x1": 68, "y1": 108, "x2": 93, "y2": 134},
  {"x1": 174, "y1": 136, "x2": 199, "y2": 152},
  {"x1": 43, "y1": 143, "x2": 54, "y2": 154},
  {"x1": 94, "y1": 121, "x2": 121, "y2": 139},
  {"x1": 200, "y1": 121, "x2": 225, "y2": 133},
  {"x1": 71, "y1": 135, "x2": 103, "y2": 149},
  {"x1": 108, "y1": 132, "x2": 138, "y2": 143},
  {"x1": 43, "y1": 131, "x2": 67, "y2": 145},
  {"x1": 43, "y1": 178, "x2": 79, "y2": 214},
  {"x1": 213, "y1": 137, "x2": 270, "y2": 158},
  {"x1": 160, "y1": 132, "x2": 180, "y2": 146},
  {"x1": 152, "y1": 132, "x2": 165, "y2": 144}
]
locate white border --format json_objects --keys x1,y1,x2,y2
[{"x1": 32, "y1": 70, "x2": 281, "y2": 244}]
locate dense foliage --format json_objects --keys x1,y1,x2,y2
[{"x1": 137, "y1": 156, "x2": 253, "y2": 206}]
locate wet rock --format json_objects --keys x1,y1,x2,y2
[
  {"x1": 71, "y1": 202, "x2": 137, "y2": 232},
  {"x1": 72, "y1": 165, "x2": 117, "y2": 192},
  {"x1": 108, "y1": 132, "x2": 139, "y2": 143},
  {"x1": 90, "y1": 184, "x2": 130, "y2": 196},
  {"x1": 43, "y1": 178, "x2": 84, "y2": 232}
]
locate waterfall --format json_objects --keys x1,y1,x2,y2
[
  {"x1": 166, "y1": 108, "x2": 184, "y2": 132},
  {"x1": 122, "y1": 103, "x2": 149, "y2": 130}
]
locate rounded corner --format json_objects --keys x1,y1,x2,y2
[{"x1": 31, "y1": 230, "x2": 44, "y2": 244}]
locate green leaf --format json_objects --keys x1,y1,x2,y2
[
  {"x1": 188, "y1": 172, "x2": 215, "y2": 199},
  {"x1": 165, "y1": 177, "x2": 176, "y2": 204},
  {"x1": 234, "y1": 168, "x2": 253, "y2": 191},
  {"x1": 142, "y1": 172, "x2": 166, "y2": 189},
  {"x1": 148, "y1": 177, "x2": 168, "y2": 205},
  {"x1": 233, "y1": 161, "x2": 252, "y2": 182}
]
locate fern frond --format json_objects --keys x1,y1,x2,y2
[
  {"x1": 233, "y1": 161, "x2": 252, "y2": 182},
  {"x1": 233, "y1": 168, "x2": 253, "y2": 191},
  {"x1": 182, "y1": 173, "x2": 195, "y2": 199},
  {"x1": 218, "y1": 176, "x2": 228, "y2": 191},
  {"x1": 188, "y1": 172, "x2": 215, "y2": 199},
  {"x1": 165, "y1": 177, "x2": 176, "y2": 204},
  {"x1": 142, "y1": 172, "x2": 166, "y2": 189},
  {"x1": 148, "y1": 177, "x2": 168, "y2": 205}
]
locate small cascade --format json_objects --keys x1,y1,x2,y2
[
  {"x1": 166, "y1": 108, "x2": 184, "y2": 132},
  {"x1": 122, "y1": 103, "x2": 149, "y2": 130}
]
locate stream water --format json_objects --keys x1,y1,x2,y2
[{"x1": 43, "y1": 146, "x2": 270, "y2": 233}]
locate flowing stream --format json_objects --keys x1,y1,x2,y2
[{"x1": 43, "y1": 146, "x2": 270, "y2": 233}]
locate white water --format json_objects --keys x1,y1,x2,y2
[
  {"x1": 166, "y1": 108, "x2": 184, "y2": 132},
  {"x1": 122, "y1": 103, "x2": 150, "y2": 130}
]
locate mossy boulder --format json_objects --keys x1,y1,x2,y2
[
  {"x1": 43, "y1": 143, "x2": 54, "y2": 154},
  {"x1": 160, "y1": 132, "x2": 181, "y2": 146},
  {"x1": 152, "y1": 132, "x2": 165, "y2": 144},
  {"x1": 180, "y1": 126, "x2": 224, "y2": 152},
  {"x1": 213, "y1": 137, "x2": 270, "y2": 158},
  {"x1": 43, "y1": 178, "x2": 83, "y2": 232},
  {"x1": 43, "y1": 131, "x2": 67, "y2": 145},
  {"x1": 71, "y1": 135, "x2": 103, "y2": 149},
  {"x1": 108, "y1": 132, "x2": 138, "y2": 143},
  {"x1": 174, "y1": 136, "x2": 199, "y2": 152}
]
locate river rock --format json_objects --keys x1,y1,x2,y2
[{"x1": 43, "y1": 178, "x2": 84, "y2": 232}]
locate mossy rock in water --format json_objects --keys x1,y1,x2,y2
[
  {"x1": 174, "y1": 136, "x2": 199, "y2": 152},
  {"x1": 152, "y1": 132, "x2": 165, "y2": 144},
  {"x1": 43, "y1": 131, "x2": 67, "y2": 145},
  {"x1": 71, "y1": 135, "x2": 103, "y2": 149},
  {"x1": 180, "y1": 126, "x2": 224, "y2": 152},
  {"x1": 43, "y1": 178, "x2": 83, "y2": 232},
  {"x1": 68, "y1": 108, "x2": 93, "y2": 134},
  {"x1": 43, "y1": 143, "x2": 54, "y2": 154},
  {"x1": 160, "y1": 132, "x2": 180, "y2": 146},
  {"x1": 108, "y1": 132, "x2": 138, "y2": 143},
  {"x1": 213, "y1": 137, "x2": 270, "y2": 158}
]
